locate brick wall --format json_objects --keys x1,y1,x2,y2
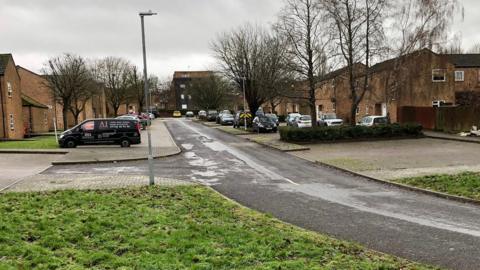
[{"x1": 1, "y1": 60, "x2": 24, "y2": 139}]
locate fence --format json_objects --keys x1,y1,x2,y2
[{"x1": 397, "y1": 106, "x2": 436, "y2": 130}]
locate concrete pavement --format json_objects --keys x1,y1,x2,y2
[
  {"x1": 41, "y1": 119, "x2": 480, "y2": 269},
  {"x1": 52, "y1": 119, "x2": 180, "y2": 165}
]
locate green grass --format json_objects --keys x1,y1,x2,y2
[
  {"x1": 0, "y1": 186, "x2": 434, "y2": 269},
  {"x1": 0, "y1": 136, "x2": 58, "y2": 149},
  {"x1": 395, "y1": 172, "x2": 480, "y2": 200}
]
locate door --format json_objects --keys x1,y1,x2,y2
[
  {"x1": 80, "y1": 121, "x2": 95, "y2": 144},
  {"x1": 375, "y1": 103, "x2": 382, "y2": 115},
  {"x1": 96, "y1": 120, "x2": 116, "y2": 144}
]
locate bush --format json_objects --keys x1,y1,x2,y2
[{"x1": 279, "y1": 123, "x2": 423, "y2": 142}]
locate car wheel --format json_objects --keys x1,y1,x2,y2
[
  {"x1": 120, "y1": 138, "x2": 131, "y2": 148},
  {"x1": 65, "y1": 139, "x2": 77, "y2": 148}
]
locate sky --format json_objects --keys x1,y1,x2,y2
[{"x1": 0, "y1": 0, "x2": 478, "y2": 80}]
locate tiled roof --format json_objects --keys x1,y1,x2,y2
[
  {"x1": 0, "y1": 54, "x2": 13, "y2": 75},
  {"x1": 446, "y1": 54, "x2": 480, "y2": 68}
]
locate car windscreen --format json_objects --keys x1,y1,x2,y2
[
  {"x1": 300, "y1": 116, "x2": 311, "y2": 121},
  {"x1": 266, "y1": 114, "x2": 278, "y2": 119},
  {"x1": 323, "y1": 114, "x2": 337, "y2": 120},
  {"x1": 258, "y1": 116, "x2": 274, "y2": 123},
  {"x1": 223, "y1": 114, "x2": 233, "y2": 118}
]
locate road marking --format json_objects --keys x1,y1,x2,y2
[{"x1": 177, "y1": 120, "x2": 299, "y2": 185}]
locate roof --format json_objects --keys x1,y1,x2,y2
[
  {"x1": 446, "y1": 54, "x2": 480, "y2": 68},
  {"x1": 22, "y1": 94, "x2": 49, "y2": 109},
  {"x1": 317, "y1": 63, "x2": 367, "y2": 84},
  {"x1": 0, "y1": 54, "x2": 13, "y2": 75},
  {"x1": 173, "y1": 71, "x2": 214, "y2": 79}
]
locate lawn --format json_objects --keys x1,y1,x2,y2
[
  {"x1": 0, "y1": 136, "x2": 58, "y2": 149},
  {"x1": 0, "y1": 186, "x2": 434, "y2": 269},
  {"x1": 395, "y1": 172, "x2": 480, "y2": 201}
]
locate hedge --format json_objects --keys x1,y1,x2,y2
[{"x1": 279, "y1": 123, "x2": 423, "y2": 142}]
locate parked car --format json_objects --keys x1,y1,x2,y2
[
  {"x1": 216, "y1": 110, "x2": 231, "y2": 124},
  {"x1": 198, "y1": 110, "x2": 207, "y2": 119},
  {"x1": 117, "y1": 114, "x2": 147, "y2": 130},
  {"x1": 286, "y1": 113, "x2": 302, "y2": 126},
  {"x1": 357, "y1": 115, "x2": 389, "y2": 127},
  {"x1": 265, "y1": 113, "x2": 279, "y2": 126},
  {"x1": 173, "y1": 111, "x2": 182, "y2": 118},
  {"x1": 220, "y1": 113, "x2": 234, "y2": 125},
  {"x1": 186, "y1": 111, "x2": 194, "y2": 118},
  {"x1": 318, "y1": 113, "x2": 343, "y2": 126},
  {"x1": 148, "y1": 113, "x2": 155, "y2": 120},
  {"x1": 207, "y1": 110, "x2": 218, "y2": 121},
  {"x1": 294, "y1": 115, "x2": 312, "y2": 128},
  {"x1": 252, "y1": 115, "x2": 277, "y2": 133},
  {"x1": 59, "y1": 118, "x2": 141, "y2": 148}
]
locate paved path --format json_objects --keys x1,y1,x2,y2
[
  {"x1": 0, "y1": 154, "x2": 58, "y2": 191},
  {"x1": 32, "y1": 119, "x2": 480, "y2": 269},
  {"x1": 424, "y1": 130, "x2": 480, "y2": 144},
  {"x1": 53, "y1": 119, "x2": 180, "y2": 165}
]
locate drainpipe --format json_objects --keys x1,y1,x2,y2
[{"x1": 0, "y1": 78, "x2": 6, "y2": 138}]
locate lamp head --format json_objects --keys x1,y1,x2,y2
[{"x1": 139, "y1": 10, "x2": 157, "y2": 16}]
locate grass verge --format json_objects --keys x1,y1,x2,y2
[
  {"x1": 395, "y1": 172, "x2": 480, "y2": 201},
  {"x1": 0, "y1": 186, "x2": 434, "y2": 269},
  {"x1": 0, "y1": 136, "x2": 58, "y2": 149}
]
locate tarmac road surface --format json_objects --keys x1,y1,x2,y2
[{"x1": 45, "y1": 119, "x2": 480, "y2": 270}]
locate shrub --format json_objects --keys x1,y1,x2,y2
[{"x1": 279, "y1": 123, "x2": 423, "y2": 142}]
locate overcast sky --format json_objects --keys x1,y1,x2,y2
[{"x1": 0, "y1": 0, "x2": 478, "y2": 80}]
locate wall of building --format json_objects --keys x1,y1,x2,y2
[
  {"x1": 22, "y1": 106, "x2": 49, "y2": 134},
  {"x1": 1, "y1": 60, "x2": 24, "y2": 139}
]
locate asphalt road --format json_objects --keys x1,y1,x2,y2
[{"x1": 45, "y1": 119, "x2": 480, "y2": 270}]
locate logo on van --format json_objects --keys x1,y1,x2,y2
[{"x1": 99, "y1": 121, "x2": 108, "y2": 129}]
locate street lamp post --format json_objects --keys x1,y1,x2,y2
[
  {"x1": 242, "y1": 77, "x2": 247, "y2": 131},
  {"x1": 140, "y1": 10, "x2": 157, "y2": 186}
]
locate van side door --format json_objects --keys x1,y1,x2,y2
[{"x1": 96, "y1": 120, "x2": 116, "y2": 144}]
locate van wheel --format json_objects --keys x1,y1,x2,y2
[
  {"x1": 120, "y1": 138, "x2": 131, "y2": 148},
  {"x1": 65, "y1": 139, "x2": 77, "y2": 148}
]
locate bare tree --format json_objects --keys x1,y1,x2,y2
[
  {"x1": 212, "y1": 24, "x2": 291, "y2": 115},
  {"x1": 324, "y1": 0, "x2": 387, "y2": 125},
  {"x1": 276, "y1": 0, "x2": 330, "y2": 125},
  {"x1": 43, "y1": 53, "x2": 93, "y2": 128},
  {"x1": 95, "y1": 57, "x2": 132, "y2": 117},
  {"x1": 127, "y1": 65, "x2": 145, "y2": 112},
  {"x1": 468, "y1": 43, "x2": 480, "y2": 53},
  {"x1": 382, "y1": 0, "x2": 461, "y2": 118},
  {"x1": 188, "y1": 74, "x2": 231, "y2": 110}
]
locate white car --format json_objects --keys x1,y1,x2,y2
[
  {"x1": 294, "y1": 115, "x2": 312, "y2": 128},
  {"x1": 286, "y1": 113, "x2": 302, "y2": 126},
  {"x1": 318, "y1": 113, "x2": 343, "y2": 126},
  {"x1": 357, "y1": 115, "x2": 388, "y2": 127},
  {"x1": 148, "y1": 113, "x2": 155, "y2": 120}
]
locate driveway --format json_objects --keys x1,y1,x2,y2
[
  {"x1": 0, "y1": 154, "x2": 58, "y2": 191},
  {"x1": 40, "y1": 119, "x2": 480, "y2": 270}
]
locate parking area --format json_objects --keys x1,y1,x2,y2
[{"x1": 291, "y1": 138, "x2": 480, "y2": 180}]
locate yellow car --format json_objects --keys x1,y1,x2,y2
[{"x1": 173, "y1": 111, "x2": 182, "y2": 118}]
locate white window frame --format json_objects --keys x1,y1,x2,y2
[
  {"x1": 180, "y1": 94, "x2": 185, "y2": 100},
  {"x1": 9, "y1": 114, "x2": 14, "y2": 130},
  {"x1": 366, "y1": 105, "x2": 369, "y2": 115},
  {"x1": 7, "y1": 82, "x2": 12, "y2": 98},
  {"x1": 179, "y1": 84, "x2": 186, "y2": 89},
  {"x1": 432, "y1": 69, "x2": 446, "y2": 82},
  {"x1": 454, "y1": 70, "x2": 464, "y2": 82}
]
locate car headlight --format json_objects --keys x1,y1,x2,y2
[
  {"x1": 59, "y1": 134, "x2": 64, "y2": 139},
  {"x1": 258, "y1": 123, "x2": 264, "y2": 128}
]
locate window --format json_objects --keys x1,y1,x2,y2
[
  {"x1": 7, "y1": 82, "x2": 12, "y2": 97},
  {"x1": 9, "y1": 114, "x2": 14, "y2": 130},
  {"x1": 81, "y1": 121, "x2": 94, "y2": 131},
  {"x1": 180, "y1": 94, "x2": 185, "y2": 100},
  {"x1": 179, "y1": 84, "x2": 186, "y2": 89},
  {"x1": 188, "y1": 95, "x2": 192, "y2": 100},
  {"x1": 432, "y1": 69, "x2": 446, "y2": 82},
  {"x1": 455, "y1": 71, "x2": 464, "y2": 82},
  {"x1": 44, "y1": 112, "x2": 48, "y2": 125},
  {"x1": 366, "y1": 105, "x2": 369, "y2": 115}
]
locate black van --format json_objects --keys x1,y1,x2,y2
[{"x1": 59, "y1": 119, "x2": 141, "y2": 148}]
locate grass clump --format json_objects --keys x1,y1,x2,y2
[
  {"x1": 395, "y1": 172, "x2": 480, "y2": 200},
  {"x1": 0, "y1": 186, "x2": 435, "y2": 269}
]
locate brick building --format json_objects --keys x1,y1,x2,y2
[
  {"x1": 171, "y1": 71, "x2": 214, "y2": 111},
  {"x1": 22, "y1": 94, "x2": 49, "y2": 135},
  {"x1": 315, "y1": 49, "x2": 480, "y2": 124},
  {"x1": 0, "y1": 54, "x2": 24, "y2": 139}
]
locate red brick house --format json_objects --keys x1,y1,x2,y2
[
  {"x1": 0, "y1": 54, "x2": 24, "y2": 139},
  {"x1": 315, "y1": 49, "x2": 480, "y2": 124}
]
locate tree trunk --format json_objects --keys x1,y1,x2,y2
[
  {"x1": 113, "y1": 105, "x2": 120, "y2": 117},
  {"x1": 62, "y1": 105, "x2": 69, "y2": 130}
]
